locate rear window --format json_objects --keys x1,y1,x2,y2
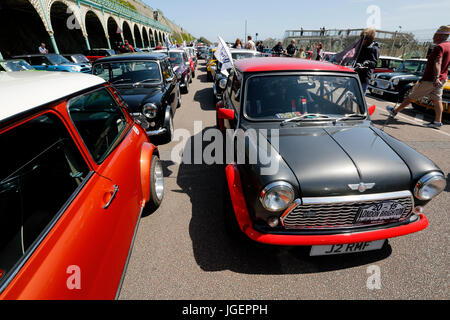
[
  {"x1": 68, "y1": 88, "x2": 128, "y2": 163},
  {"x1": 0, "y1": 113, "x2": 90, "y2": 287}
]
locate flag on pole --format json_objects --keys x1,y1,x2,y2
[
  {"x1": 183, "y1": 41, "x2": 187, "y2": 48},
  {"x1": 165, "y1": 34, "x2": 172, "y2": 50},
  {"x1": 116, "y1": 26, "x2": 122, "y2": 34},
  {"x1": 214, "y1": 36, "x2": 234, "y2": 72},
  {"x1": 333, "y1": 37, "x2": 365, "y2": 67}
]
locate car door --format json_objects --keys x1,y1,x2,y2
[
  {"x1": 0, "y1": 110, "x2": 121, "y2": 299},
  {"x1": 65, "y1": 87, "x2": 147, "y2": 296}
]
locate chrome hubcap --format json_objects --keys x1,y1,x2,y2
[{"x1": 154, "y1": 160, "x2": 164, "y2": 201}]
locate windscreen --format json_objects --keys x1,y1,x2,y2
[{"x1": 245, "y1": 74, "x2": 365, "y2": 120}]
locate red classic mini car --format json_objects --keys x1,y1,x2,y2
[{"x1": 0, "y1": 71, "x2": 164, "y2": 299}]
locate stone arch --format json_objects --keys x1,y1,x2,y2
[
  {"x1": 49, "y1": 0, "x2": 87, "y2": 53},
  {"x1": 0, "y1": 0, "x2": 51, "y2": 56},
  {"x1": 85, "y1": 10, "x2": 108, "y2": 49},
  {"x1": 149, "y1": 28, "x2": 155, "y2": 47},
  {"x1": 122, "y1": 20, "x2": 133, "y2": 45},
  {"x1": 47, "y1": 0, "x2": 85, "y2": 35},
  {"x1": 142, "y1": 27, "x2": 149, "y2": 47},
  {"x1": 133, "y1": 24, "x2": 143, "y2": 48},
  {"x1": 107, "y1": 16, "x2": 122, "y2": 50}
]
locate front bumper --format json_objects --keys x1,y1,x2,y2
[
  {"x1": 225, "y1": 164, "x2": 429, "y2": 246},
  {"x1": 368, "y1": 85, "x2": 399, "y2": 95}
]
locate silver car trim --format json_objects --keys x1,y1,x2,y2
[{"x1": 301, "y1": 190, "x2": 413, "y2": 205}]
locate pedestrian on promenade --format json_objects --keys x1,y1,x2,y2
[
  {"x1": 354, "y1": 28, "x2": 380, "y2": 95},
  {"x1": 256, "y1": 41, "x2": 264, "y2": 53},
  {"x1": 311, "y1": 42, "x2": 323, "y2": 61},
  {"x1": 38, "y1": 43, "x2": 48, "y2": 54},
  {"x1": 246, "y1": 36, "x2": 256, "y2": 50},
  {"x1": 298, "y1": 48, "x2": 306, "y2": 59},
  {"x1": 233, "y1": 38, "x2": 243, "y2": 49},
  {"x1": 155, "y1": 42, "x2": 163, "y2": 50},
  {"x1": 286, "y1": 40, "x2": 297, "y2": 57},
  {"x1": 387, "y1": 25, "x2": 450, "y2": 129},
  {"x1": 272, "y1": 41, "x2": 284, "y2": 56}
]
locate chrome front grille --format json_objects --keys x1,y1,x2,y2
[
  {"x1": 281, "y1": 191, "x2": 414, "y2": 230},
  {"x1": 375, "y1": 79, "x2": 391, "y2": 89}
]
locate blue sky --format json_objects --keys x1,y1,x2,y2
[{"x1": 143, "y1": 0, "x2": 450, "y2": 42}]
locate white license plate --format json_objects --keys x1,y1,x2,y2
[
  {"x1": 372, "y1": 88, "x2": 384, "y2": 95},
  {"x1": 310, "y1": 240, "x2": 386, "y2": 256}
]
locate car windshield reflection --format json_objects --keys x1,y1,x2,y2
[
  {"x1": 93, "y1": 61, "x2": 162, "y2": 85},
  {"x1": 245, "y1": 75, "x2": 365, "y2": 121}
]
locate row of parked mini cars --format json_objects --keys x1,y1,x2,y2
[{"x1": 0, "y1": 46, "x2": 447, "y2": 299}]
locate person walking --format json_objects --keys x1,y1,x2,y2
[
  {"x1": 256, "y1": 41, "x2": 264, "y2": 53},
  {"x1": 233, "y1": 38, "x2": 243, "y2": 49},
  {"x1": 246, "y1": 36, "x2": 256, "y2": 50},
  {"x1": 38, "y1": 43, "x2": 48, "y2": 54},
  {"x1": 311, "y1": 42, "x2": 324, "y2": 61},
  {"x1": 155, "y1": 42, "x2": 163, "y2": 50},
  {"x1": 121, "y1": 40, "x2": 135, "y2": 53},
  {"x1": 386, "y1": 25, "x2": 450, "y2": 129},
  {"x1": 354, "y1": 28, "x2": 380, "y2": 94},
  {"x1": 286, "y1": 40, "x2": 297, "y2": 57}
]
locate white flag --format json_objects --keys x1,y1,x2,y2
[
  {"x1": 214, "y1": 36, "x2": 234, "y2": 72},
  {"x1": 165, "y1": 34, "x2": 172, "y2": 49}
]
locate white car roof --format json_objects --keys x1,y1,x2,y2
[
  {"x1": 0, "y1": 71, "x2": 105, "y2": 122},
  {"x1": 379, "y1": 56, "x2": 403, "y2": 60},
  {"x1": 229, "y1": 49, "x2": 259, "y2": 54}
]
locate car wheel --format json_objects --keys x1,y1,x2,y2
[
  {"x1": 143, "y1": 155, "x2": 164, "y2": 214},
  {"x1": 182, "y1": 77, "x2": 190, "y2": 94},
  {"x1": 176, "y1": 85, "x2": 182, "y2": 108}
]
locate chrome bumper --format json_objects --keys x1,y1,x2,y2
[
  {"x1": 368, "y1": 85, "x2": 399, "y2": 95},
  {"x1": 146, "y1": 128, "x2": 167, "y2": 136}
]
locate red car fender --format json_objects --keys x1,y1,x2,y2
[
  {"x1": 140, "y1": 142, "x2": 158, "y2": 207},
  {"x1": 225, "y1": 163, "x2": 429, "y2": 246}
]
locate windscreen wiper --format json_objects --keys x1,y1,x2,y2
[{"x1": 280, "y1": 114, "x2": 333, "y2": 126}]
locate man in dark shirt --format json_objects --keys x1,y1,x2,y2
[
  {"x1": 272, "y1": 42, "x2": 284, "y2": 56},
  {"x1": 387, "y1": 25, "x2": 450, "y2": 129},
  {"x1": 286, "y1": 40, "x2": 297, "y2": 57},
  {"x1": 355, "y1": 28, "x2": 380, "y2": 94}
]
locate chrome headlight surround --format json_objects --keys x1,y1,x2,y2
[
  {"x1": 219, "y1": 78, "x2": 227, "y2": 89},
  {"x1": 414, "y1": 172, "x2": 446, "y2": 201},
  {"x1": 392, "y1": 78, "x2": 400, "y2": 86},
  {"x1": 142, "y1": 103, "x2": 158, "y2": 119},
  {"x1": 260, "y1": 181, "x2": 295, "y2": 212}
]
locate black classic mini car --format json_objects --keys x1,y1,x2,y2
[
  {"x1": 93, "y1": 53, "x2": 181, "y2": 144},
  {"x1": 154, "y1": 49, "x2": 192, "y2": 94},
  {"x1": 217, "y1": 58, "x2": 445, "y2": 256},
  {"x1": 213, "y1": 49, "x2": 262, "y2": 102},
  {"x1": 368, "y1": 58, "x2": 427, "y2": 101}
]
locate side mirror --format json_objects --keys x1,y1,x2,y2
[
  {"x1": 217, "y1": 108, "x2": 235, "y2": 120},
  {"x1": 368, "y1": 105, "x2": 376, "y2": 116}
]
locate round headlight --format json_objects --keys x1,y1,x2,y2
[
  {"x1": 414, "y1": 172, "x2": 446, "y2": 201},
  {"x1": 260, "y1": 182, "x2": 295, "y2": 212},
  {"x1": 142, "y1": 103, "x2": 158, "y2": 119},
  {"x1": 219, "y1": 78, "x2": 227, "y2": 89},
  {"x1": 392, "y1": 78, "x2": 400, "y2": 86}
]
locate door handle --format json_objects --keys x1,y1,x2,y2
[{"x1": 103, "y1": 185, "x2": 119, "y2": 209}]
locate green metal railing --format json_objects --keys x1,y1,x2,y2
[{"x1": 84, "y1": 0, "x2": 171, "y2": 32}]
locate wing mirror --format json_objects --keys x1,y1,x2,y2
[
  {"x1": 368, "y1": 105, "x2": 376, "y2": 116},
  {"x1": 217, "y1": 108, "x2": 235, "y2": 120}
]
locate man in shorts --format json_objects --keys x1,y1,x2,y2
[{"x1": 386, "y1": 25, "x2": 450, "y2": 129}]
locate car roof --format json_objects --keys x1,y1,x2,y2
[
  {"x1": 229, "y1": 49, "x2": 259, "y2": 54},
  {"x1": 13, "y1": 53, "x2": 60, "y2": 58},
  {"x1": 234, "y1": 57, "x2": 355, "y2": 73},
  {"x1": 379, "y1": 56, "x2": 403, "y2": 60},
  {"x1": 94, "y1": 52, "x2": 167, "y2": 63},
  {"x1": 0, "y1": 72, "x2": 105, "y2": 122}
]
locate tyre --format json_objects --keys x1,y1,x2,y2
[
  {"x1": 182, "y1": 76, "x2": 189, "y2": 94},
  {"x1": 176, "y1": 85, "x2": 182, "y2": 108},
  {"x1": 143, "y1": 155, "x2": 164, "y2": 214}
]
